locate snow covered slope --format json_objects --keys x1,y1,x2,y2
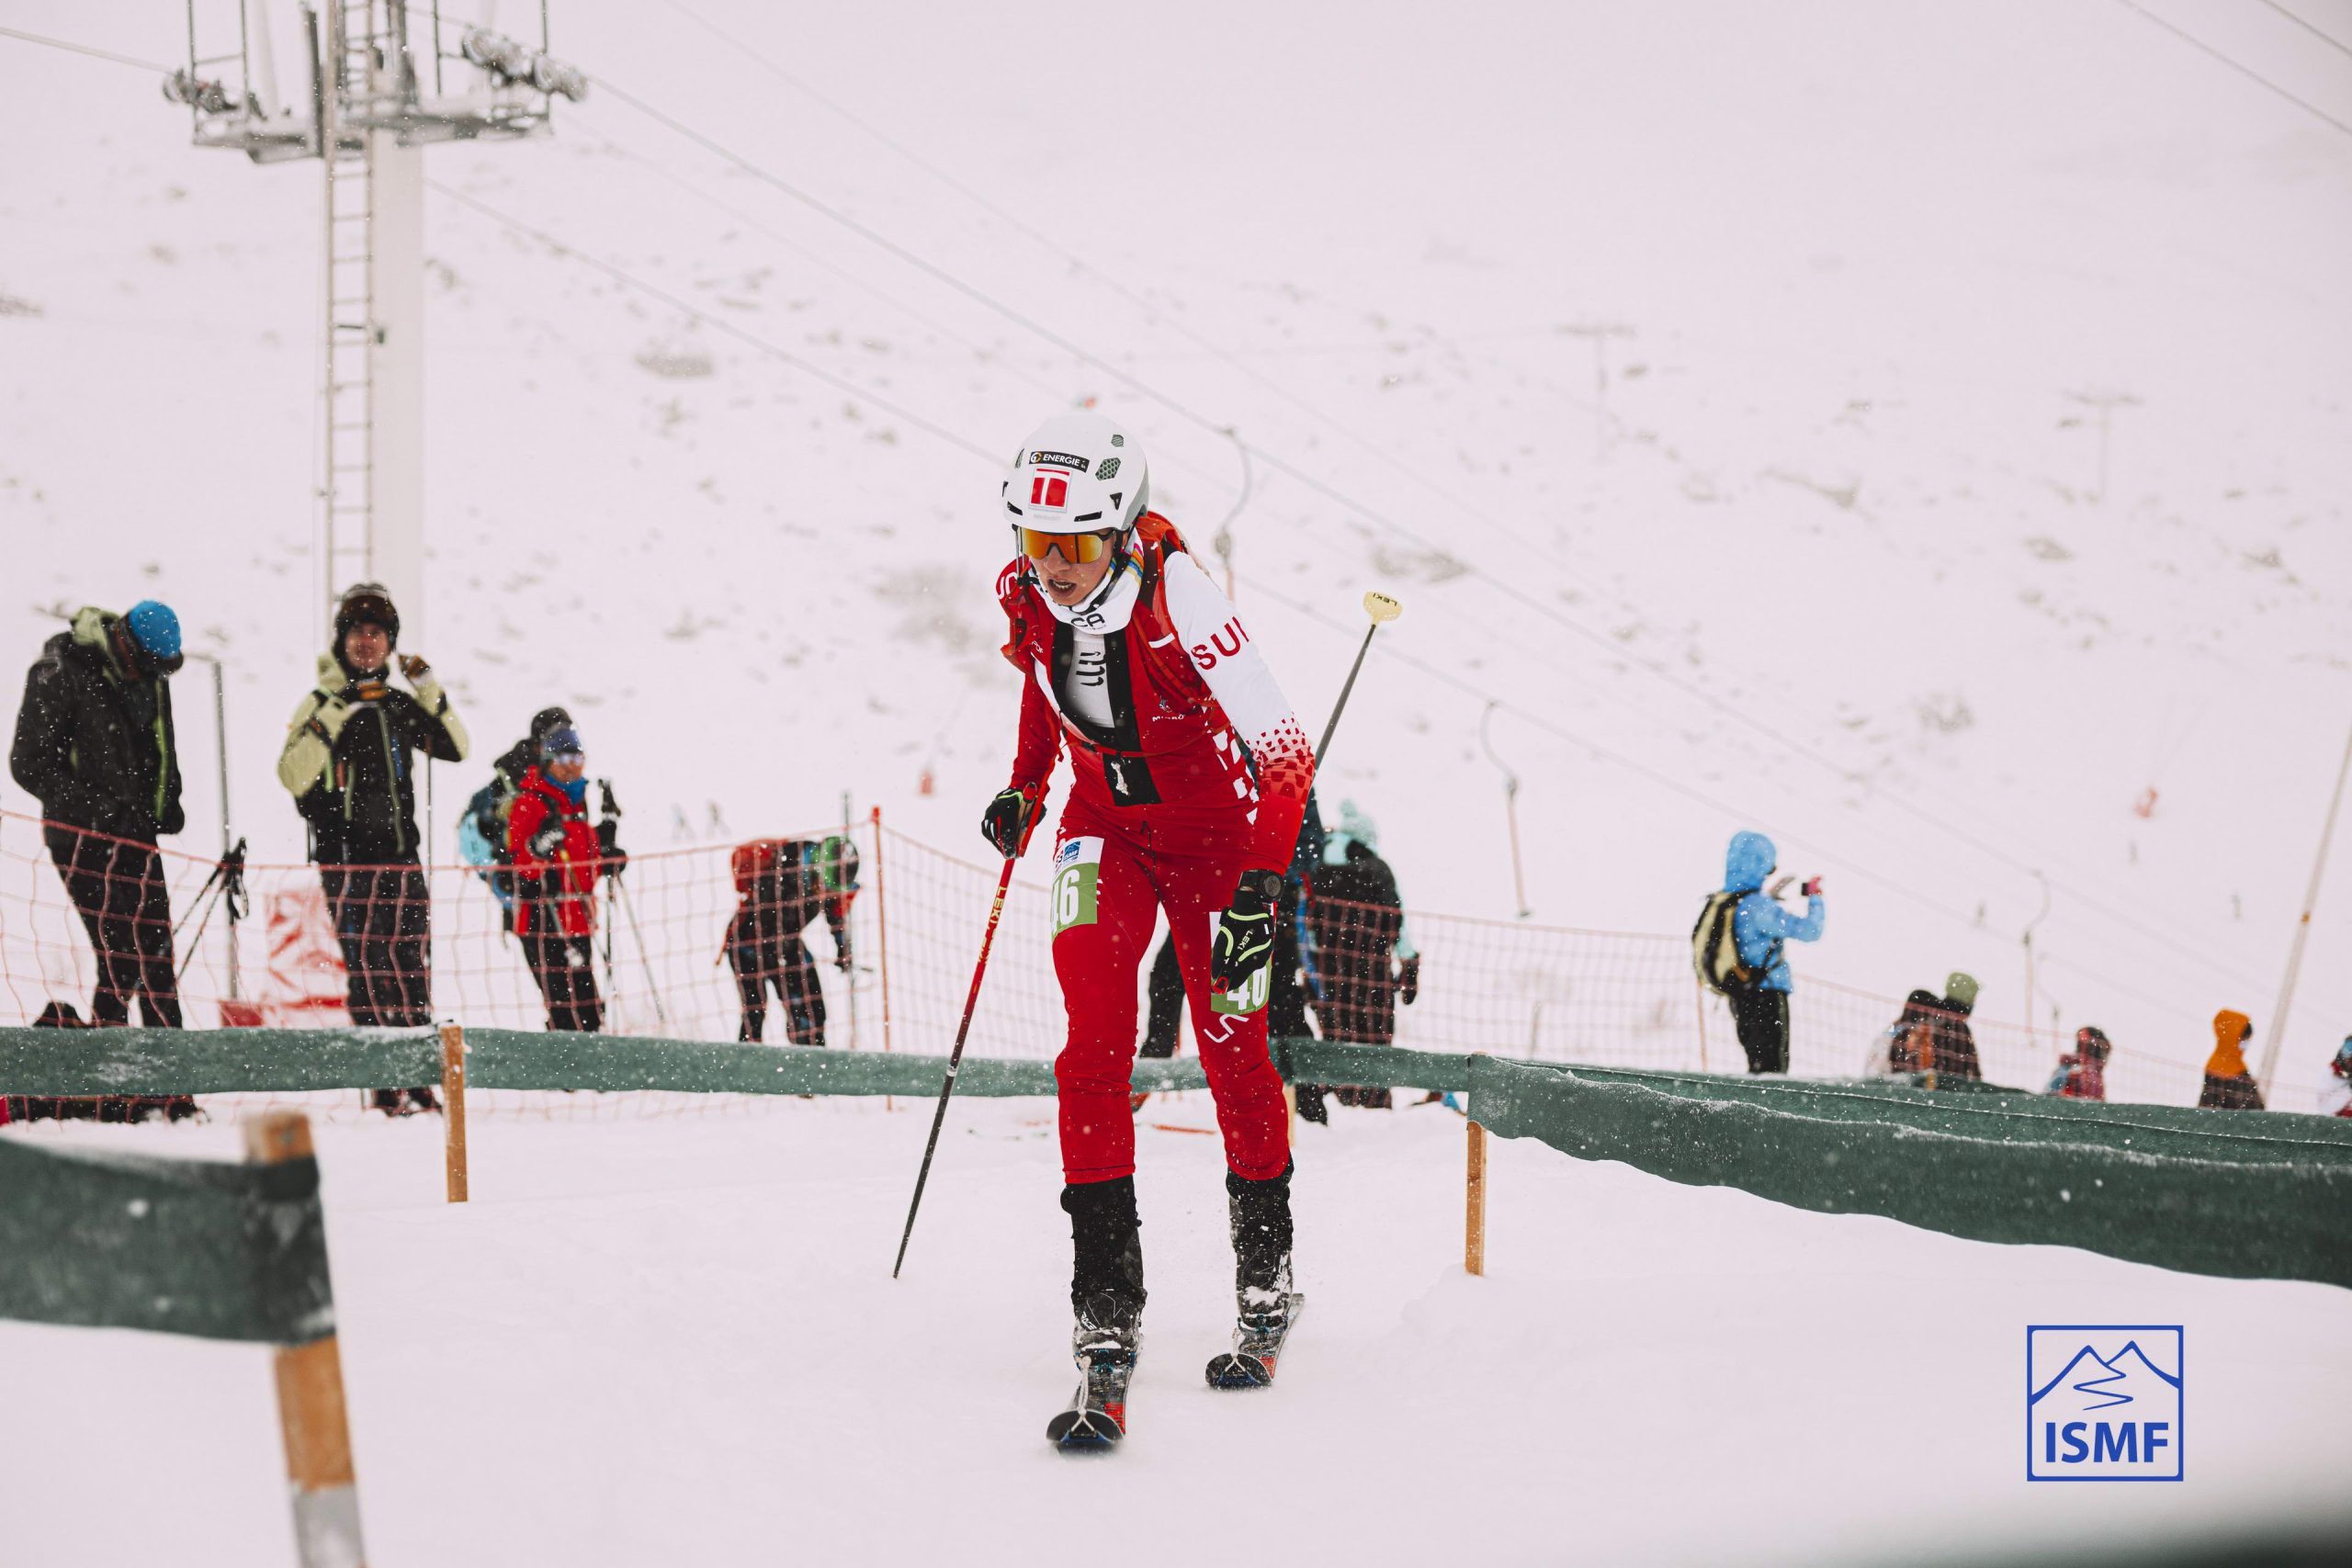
[
  {"x1": 4, "y1": 1, "x2": 2351, "y2": 1097},
  {"x1": 6, "y1": 1099, "x2": 2349, "y2": 1565}
]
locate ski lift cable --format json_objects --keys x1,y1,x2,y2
[
  {"x1": 573, "y1": 73, "x2": 2290, "y2": 970},
  {"x1": 426, "y1": 179, "x2": 1002, "y2": 466},
  {"x1": 0, "y1": 24, "x2": 172, "y2": 74},
  {"x1": 2117, "y1": 0, "x2": 2352, "y2": 140},
  {"x1": 15, "y1": 19, "x2": 2294, "y2": 1011},
  {"x1": 1238, "y1": 569, "x2": 2295, "y2": 1005},
  {"x1": 1238, "y1": 570, "x2": 2007, "y2": 938},
  {"x1": 565, "y1": 123, "x2": 1123, "y2": 423},
  {"x1": 557, "y1": 123, "x2": 1273, "y2": 538},
  {"x1": 2255, "y1": 0, "x2": 2352, "y2": 62},
  {"x1": 431, "y1": 152, "x2": 2079, "y2": 984},
  {"x1": 577, "y1": 50, "x2": 2352, "y2": 955},
  {"x1": 628, "y1": 7, "x2": 1671, "y2": 621}
]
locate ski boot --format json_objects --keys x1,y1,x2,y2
[
  {"x1": 1047, "y1": 1178, "x2": 1146, "y2": 1450},
  {"x1": 1209, "y1": 1163, "x2": 1303, "y2": 1389}
]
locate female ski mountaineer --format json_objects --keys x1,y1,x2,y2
[{"x1": 981, "y1": 410, "x2": 1316, "y2": 1415}]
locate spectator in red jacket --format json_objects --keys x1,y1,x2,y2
[
  {"x1": 725, "y1": 835, "x2": 858, "y2": 1044},
  {"x1": 2047, "y1": 1025, "x2": 2112, "y2": 1101},
  {"x1": 507, "y1": 727, "x2": 617, "y2": 1032}
]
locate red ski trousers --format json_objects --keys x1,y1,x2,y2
[{"x1": 1050, "y1": 794, "x2": 1291, "y2": 1186}]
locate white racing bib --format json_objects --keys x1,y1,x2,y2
[{"x1": 1050, "y1": 837, "x2": 1104, "y2": 937}]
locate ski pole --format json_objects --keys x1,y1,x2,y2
[
  {"x1": 1315, "y1": 590, "x2": 1402, "y2": 767},
  {"x1": 611, "y1": 876, "x2": 671, "y2": 1031},
  {"x1": 892, "y1": 852, "x2": 1019, "y2": 1279}
]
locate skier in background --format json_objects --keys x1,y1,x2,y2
[
  {"x1": 1696, "y1": 830, "x2": 1825, "y2": 1075},
  {"x1": 10, "y1": 601, "x2": 188, "y2": 1031},
  {"x1": 508, "y1": 726, "x2": 617, "y2": 1032},
  {"x1": 725, "y1": 834, "x2": 859, "y2": 1044},
  {"x1": 276, "y1": 583, "x2": 466, "y2": 1112},
  {"x1": 2198, "y1": 1009, "x2": 2264, "y2": 1111},
  {"x1": 2045, "y1": 1025, "x2": 2112, "y2": 1101},
  {"x1": 458, "y1": 704, "x2": 573, "y2": 929},
  {"x1": 980, "y1": 410, "x2": 1315, "y2": 1414},
  {"x1": 1303, "y1": 800, "x2": 1419, "y2": 1111}
]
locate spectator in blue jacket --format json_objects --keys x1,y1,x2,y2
[{"x1": 1724, "y1": 829, "x2": 1826, "y2": 1074}]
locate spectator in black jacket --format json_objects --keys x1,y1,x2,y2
[
  {"x1": 1304, "y1": 800, "x2": 1419, "y2": 1111},
  {"x1": 275, "y1": 584, "x2": 467, "y2": 1111},
  {"x1": 9, "y1": 602, "x2": 188, "y2": 1027}
]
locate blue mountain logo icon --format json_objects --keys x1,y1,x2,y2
[{"x1": 2027, "y1": 1327, "x2": 2184, "y2": 1481}]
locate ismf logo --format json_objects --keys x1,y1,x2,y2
[{"x1": 2027, "y1": 1326, "x2": 2183, "y2": 1482}]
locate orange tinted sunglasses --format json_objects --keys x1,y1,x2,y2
[{"x1": 1016, "y1": 526, "x2": 1116, "y2": 565}]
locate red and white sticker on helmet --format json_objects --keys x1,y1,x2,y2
[{"x1": 1029, "y1": 472, "x2": 1070, "y2": 510}]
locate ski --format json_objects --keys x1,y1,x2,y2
[
  {"x1": 1046, "y1": 1341, "x2": 1137, "y2": 1450},
  {"x1": 1205, "y1": 1292, "x2": 1305, "y2": 1390}
]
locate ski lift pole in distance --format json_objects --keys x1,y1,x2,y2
[
  {"x1": 1480, "y1": 701, "x2": 1532, "y2": 918},
  {"x1": 2021, "y1": 870, "x2": 2051, "y2": 1053},
  {"x1": 1315, "y1": 592, "x2": 1403, "y2": 769},
  {"x1": 892, "y1": 852, "x2": 1020, "y2": 1279}
]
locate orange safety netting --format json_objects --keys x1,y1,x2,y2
[{"x1": 0, "y1": 807, "x2": 2205, "y2": 1108}]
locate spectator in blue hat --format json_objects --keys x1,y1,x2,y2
[{"x1": 9, "y1": 602, "x2": 188, "y2": 1026}]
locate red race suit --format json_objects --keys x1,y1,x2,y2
[{"x1": 998, "y1": 513, "x2": 1315, "y2": 1185}]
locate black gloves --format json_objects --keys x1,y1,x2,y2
[
  {"x1": 595, "y1": 818, "x2": 628, "y2": 877},
  {"x1": 529, "y1": 825, "x2": 564, "y2": 857},
  {"x1": 980, "y1": 784, "x2": 1042, "y2": 859},
  {"x1": 1397, "y1": 953, "x2": 1421, "y2": 1007},
  {"x1": 1210, "y1": 870, "x2": 1283, "y2": 992}
]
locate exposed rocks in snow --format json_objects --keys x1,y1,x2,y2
[{"x1": 636, "y1": 343, "x2": 715, "y2": 379}]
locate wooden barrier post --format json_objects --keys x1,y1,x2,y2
[
  {"x1": 245, "y1": 1111, "x2": 369, "y2": 1568},
  {"x1": 1465, "y1": 1118, "x2": 1488, "y2": 1277},
  {"x1": 440, "y1": 1023, "x2": 469, "y2": 1203}
]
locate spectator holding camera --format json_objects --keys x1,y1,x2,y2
[
  {"x1": 277, "y1": 583, "x2": 467, "y2": 1110},
  {"x1": 1694, "y1": 830, "x2": 1825, "y2": 1074}
]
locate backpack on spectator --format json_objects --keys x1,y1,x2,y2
[{"x1": 1691, "y1": 890, "x2": 1777, "y2": 996}]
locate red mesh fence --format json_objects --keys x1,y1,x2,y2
[{"x1": 0, "y1": 807, "x2": 2212, "y2": 1110}]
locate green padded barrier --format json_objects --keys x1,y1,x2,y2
[
  {"x1": 0, "y1": 1027, "x2": 1214, "y2": 1100},
  {"x1": 459, "y1": 1029, "x2": 1210, "y2": 1098},
  {"x1": 1281, "y1": 1038, "x2": 1472, "y2": 1093},
  {"x1": 0, "y1": 1026, "x2": 437, "y2": 1097},
  {"x1": 0, "y1": 1137, "x2": 334, "y2": 1343},
  {"x1": 1466, "y1": 1055, "x2": 2352, "y2": 1289},
  {"x1": 1540, "y1": 1061, "x2": 2352, "y2": 1166}
]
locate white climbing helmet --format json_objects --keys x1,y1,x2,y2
[{"x1": 1001, "y1": 411, "x2": 1150, "y2": 560}]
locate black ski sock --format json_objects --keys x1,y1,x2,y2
[
  {"x1": 1227, "y1": 1161, "x2": 1295, "y2": 1301},
  {"x1": 1061, "y1": 1176, "x2": 1146, "y2": 1325}
]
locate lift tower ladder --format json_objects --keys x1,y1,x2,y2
[{"x1": 165, "y1": 1, "x2": 585, "y2": 643}]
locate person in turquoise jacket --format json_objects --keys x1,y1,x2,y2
[{"x1": 1724, "y1": 829, "x2": 1826, "y2": 1073}]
